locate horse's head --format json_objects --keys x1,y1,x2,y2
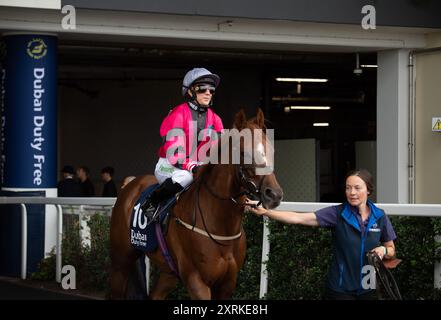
[{"x1": 231, "y1": 108, "x2": 283, "y2": 209}]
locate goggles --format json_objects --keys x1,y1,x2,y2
[{"x1": 194, "y1": 84, "x2": 216, "y2": 94}]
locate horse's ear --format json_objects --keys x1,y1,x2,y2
[
  {"x1": 255, "y1": 108, "x2": 265, "y2": 128},
  {"x1": 234, "y1": 109, "x2": 247, "y2": 130}
]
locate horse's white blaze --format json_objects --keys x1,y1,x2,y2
[{"x1": 256, "y1": 142, "x2": 267, "y2": 166}]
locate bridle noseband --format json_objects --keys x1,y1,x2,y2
[{"x1": 236, "y1": 165, "x2": 264, "y2": 207}]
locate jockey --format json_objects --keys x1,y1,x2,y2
[{"x1": 141, "y1": 67, "x2": 224, "y2": 219}]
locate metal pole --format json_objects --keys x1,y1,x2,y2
[
  {"x1": 56, "y1": 204, "x2": 63, "y2": 283},
  {"x1": 20, "y1": 204, "x2": 27, "y2": 280},
  {"x1": 145, "y1": 256, "x2": 150, "y2": 295},
  {"x1": 408, "y1": 52, "x2": 415, "y2": 204},
  {"x1": 259, "y1": 216, "x2": 270, "y2": 299}
]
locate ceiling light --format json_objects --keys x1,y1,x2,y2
[
  {"x1": 290, "y1": 106, "x2": 331, "y2": 110},
  {"x1": 353, "y1": 53, "x2": 362, "y2": 76},
  {"x1": 313, "y1": 122, "x2": 329, "y2": 127},
  {"x1": 361, "y1": 64, "x2": 378, "y2": 68},
  {"x1": 275, "y1": 78, "x2": 328, "y2": 83}
]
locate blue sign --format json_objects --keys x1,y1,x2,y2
[{"x1": 1, "y1": 35, "x2": 57, "y2": 188}]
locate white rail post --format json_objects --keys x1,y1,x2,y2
[
  {"x1": 259, "y1": 216, "x2": 270, "y2": 299},
  {"x1": 435, "y1": 235, "x2": 441, "y2": 289},
  {"x1": 145, "y1": 256, "x2": 150, "y2": 295},
  {"x1": 78, "y1": 205, "x2": 91, "y2": 247},
  {"x1": 20, "y1": 204, "x2": 27, "y2": 280},
  {"x1": 56, "y1": 204, "x2": 63, "y2": 283}
]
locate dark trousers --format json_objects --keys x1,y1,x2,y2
[{"x1": 325, "y1": 288, "x2": 377, "y2": 300}]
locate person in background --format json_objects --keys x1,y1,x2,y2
[
  {"x1": 57, "y1": 165, "x2": 82, "y2": 197},
  {"x1": 101, "y1": 166, "x2": 117, "y2": 197},
  {"x1": 246, "y1": 169, "x2": 397, "y2": 300},
  {"x1": 76, "y1": 165, "x2": 95, "y2": 197}
]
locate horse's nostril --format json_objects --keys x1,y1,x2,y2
[
  {"x1": 264, "y1": 188, "x2": 279, "y2": 201},
  {"x1": 264, "y1": 188, "x2": 283, "y2": 203}
]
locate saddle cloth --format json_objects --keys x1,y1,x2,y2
[{"x1": 129, "y1": 184, "x2": 173, "y2": 252}]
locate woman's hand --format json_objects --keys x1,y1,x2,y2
[
  {"x1": 244, "y1": 199, "x2": 268, "y2": 216},
  {"x1": 371, "y1": 246, "x2": 387, "y2": 260}
]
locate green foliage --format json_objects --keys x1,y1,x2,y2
[
  {"x1": 265, "y1": 222, "x2": 332, "y2": 299},
  {"x1": 30, "y1": 248, "x2": 56, "y2": 281},
  {"x1": 389, "y1": 216, "x2": 441, "y2": 299},
  {"x1": 233, "y1": 213, "x2": 264, "y2": 299},
  {"x1": 31, "y1": 213, "x2": 110, "y2": 293},
  {"x1": 80, "y1": 214, "x2": 111, "y2": 291},
  {"x1": 32, "y1": 212, "x2": 441, "y2": 299}
]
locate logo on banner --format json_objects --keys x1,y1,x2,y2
[{"x1": 26, "y1": 38, "x2": 48, "y2": 59}]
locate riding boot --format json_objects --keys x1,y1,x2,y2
[{"x1": 141, "y1": 178, "x2": 183, "y2": 221}]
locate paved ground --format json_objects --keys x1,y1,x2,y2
[{"x1": 0, "y1": 277, "x2": 97, "y2": 300}]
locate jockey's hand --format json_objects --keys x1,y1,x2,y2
[
  {"x1": 185, "y1": 161, "x2": 202, "y2": 174},
  {"x1": 192, "y1": 166, "x2": 198, "y2": 174},
  {"x1": 244, "y1": 199, "x2": 267, "y2": 216}
]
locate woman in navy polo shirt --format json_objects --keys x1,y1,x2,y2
[{"x1": 246, "y1": 169, "x2": 397, "y2": 300}]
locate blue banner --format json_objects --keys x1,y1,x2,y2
[{"x1": 1, "y1": 35, "x2": 57, "y2": 188}]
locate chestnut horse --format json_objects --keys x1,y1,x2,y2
[{"x1": 109, "y1": 109, "x2": 283, "y2": 299}]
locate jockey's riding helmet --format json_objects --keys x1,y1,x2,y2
[{"x1": 182, "y1": 67, "x2": 220, "y2": 97}]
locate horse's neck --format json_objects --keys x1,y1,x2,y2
[{"x1": 198, "y1": 164, "x2": 243, "y2": 235}]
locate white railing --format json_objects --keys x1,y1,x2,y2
[
  {"x1": 0, "y1": 197, "x2": 115, "y2": 282},
  {"x1": 1, "y1": 197, "x2": 441, "y2": 297}
]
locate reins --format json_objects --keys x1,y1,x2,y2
[{"x1": 366, "y1": 251, "x2": 402, "y2": 300}]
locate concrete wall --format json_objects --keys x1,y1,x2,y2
[
  {"x1": 415, "y1": 51, "x2": 441, "y2": 204},
  {"x1": 275, "y1": 138, "x2": 318, "y2": 202},
  {"x1": 427, "y1": 32, "x2": 441, "y2": 48},
  {"x1": 64, "y1": 0, "x2": 441, "y2": 28},
  {"x1": 355, "y1": 140, "x2": 377, "y2": 202},
  {"x1": 376, "y1": 50, "x2": 409, "y2": 203}
]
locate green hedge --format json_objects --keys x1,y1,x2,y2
[
  {"x1": 32, "y1": 213, "x2": 111, "y2": 292},
  {"x1": 33, "y1": 212, "x2": 441, "y2": 299}
]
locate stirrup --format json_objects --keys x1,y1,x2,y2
[{"x1": 144, "y1": 204, "x2": 160, "y2": 225}]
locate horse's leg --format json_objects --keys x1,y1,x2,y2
[
  {"x1": 183, "y1": 272, "x2": 211, "y2": 300},
  {"x1": 110, "y1": 266, "x2": 130, "y2": 299},
  {"x1": 212, "y1": 262, "x2": 241, "y2": 299},
  {"x1": 110, "y1": 232, "x2": 141, "y2": 299},
  {"x1": 212, "y1": 278, "x2": 237, "y2": 300},
  {"x1": 149, "y1": 271, "x2": 178, "y2": 300},
  {"x1": 126, "y1": 256, "x2": 148, "y2": 299}
]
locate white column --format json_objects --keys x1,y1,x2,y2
[{"x1": 376, "y1": 49, "x2": 410, "y2": 203}]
